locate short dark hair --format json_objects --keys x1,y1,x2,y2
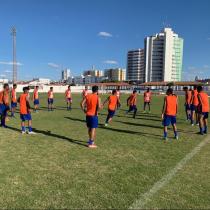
[
  {"x1": 183, "y1": 87, "x2": 188, "y2": 91},
  {"x1": 92, "y1": 86, "x2": 98, "y2": 93},
  {"x1": 197, "y1": 86, "x2": 203, "y2": 92},
  {"x1": 133, "y1": 90, "x2": 137, "y2": 94},
  {"x1": 36, "y1": 86, "x2": 39, "y2": 88},
  {"x1": 193, "y1": 85, "x2": 197, "y2": 90},
  {"x1": 3, "y1": 83, "x2": 9, "y2": 89},
  {"x1": 147, "y1": 88, "x2": 150, "y2": 92},
  {"x1": 112, "y1": 89, "x2": 117, "y2": 94},
  {"x1": 167, "y1": 88, "x2": 173, "y2": 95},
  {"x1": 68, "y1": 85, "x2": 71, "y2": 88},
  {"x1": 23, "y1": 86, "x2": 29, "y2": 92},
  {"x1": 13, "y1": 84, "x2": 17, "y2": 87},
  {"x1": 50, "y1": 87, "x2": 53, "y2": 90}
]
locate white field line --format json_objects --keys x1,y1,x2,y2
[{"x1": 129, "y1": 135, "x2": 210, "y2": 209}]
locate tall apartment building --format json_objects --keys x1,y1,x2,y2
[
  {"x1": 104, "y1": 68, "x2": 126, "y2": 82},
  {"x1": 127, "y1": 49, "x2": 145, "y2": 83},
  {"x1": 61, "y1": 68, "x2": 71, "y2": 81},
  {"x1": 145, "y1": 28, "x2": 183, "y2": 82},
  {"x1": 83, "y1": 69, "x2": 103, "y2": 77}
]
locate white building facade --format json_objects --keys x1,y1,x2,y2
[{"x1": 145, "y1": 28, "x2": 183, "y2": 82}]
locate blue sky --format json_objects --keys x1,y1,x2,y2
[{"x1": 0, "y1": 0, "x2": 210, "y2": 81}]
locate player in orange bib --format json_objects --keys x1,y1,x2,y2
[
  {"x1": 197, "y1": 86, "x2": 209, "y2": 135},
  {"x1": 103, "y1": 89, "x2": 120, "y2": 126},
  {"x1": 82, "y1": 86, "x2": 88, "y2": 99},
  {"x1": 18, "y1": 86, "x2": 35, "y2": 134},
  {"x1": 0, "y1": 83, "x2": 10, "y2": 128},
  {"x1": 126, "y1": 90, "x2": 138, "y2": 118},
  {"x1": 143, "y1": 88, "x2": 152, "y2": 113},
  {"x1": 65, "y1": 85, "x2": 72, "y2": 110},
  {"x1": 10, "y1": 84, "x2": 17, "y2": 117},
  {"x1": 162, "y1": 88, "x2": 178, "y2": 141},
  {"x1": 190, "y1": 86, "x2": 199, "y2": 126},
  {"x1": 80, "y1": 86, "x2": 102, "y2": 148},
  {"x1": 33, "y1": 86, "x2": 39, "y2": 112},
  {"x1": 48, "y1": 87, "x2": 54, "y2": 111},
  {"x1": 183, "y1": 87, "x2": 192, "y2": 121}
]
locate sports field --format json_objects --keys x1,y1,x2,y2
[{"x1": 0, "y1": 93, "x2": 210, "y2": 209}]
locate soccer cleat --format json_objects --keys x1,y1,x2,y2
[
  {"x1": 88, "y1": 144, "x2": 97, "y2": 148},
  {"x1": 28, "y1": 131, "x2": 36, "y2": 135},
  {"x1": 175, "y1": 136, "x2": 179, "y2": 140},
  {"x1": 104, "y1": 123, "x2": 108, "y2": 127},
  {"x1": 21, "y1": 131, "x2": 26, "y2": 134},
  {"x1": 191, "y1": 124, "x2": 194, "y2": 126},
  {"x1": 163, "y1": 137, "x2": 168, "y2": 141}
]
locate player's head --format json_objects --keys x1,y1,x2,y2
[
  {"x1": 197, "y1": 86, "x2": 203, "y2": 93},
  {"x1": 68, "y1": 85, "x2": 71, "y2": 90},
  {"x1": 133, "y1": 89, "x2": 137, "y2": 94},
  {"x1": 183, "y1": 86, "x2": 188, "y2": 91},
  {"x1": 23, "y1": 86, "x2": 29, "y2": 93},
  {"x1": 193, "y1": 85, "x2": 197, "y2": 90},
  {"x1": 92, "y1": 85, "x2": 98, "y2": 94},
  {"x1": 166, "y1": 88, "x2": 173, "y2": 95},
  {"x1": 36, "y1": 86, "x2": 39, "y2": 90},
  {"x1": 13, "y1": 84, "x2": 17, "y2": 89},
  {"x1": 85, "y1": 86, "x2": 88, "y2": 90},
  {"x1": 117, "y1": 86, "x2": 120, "y2": 91},
  {"x1": 50, "y1": 87, "x2": 53, "y2": 91},
  {"x1": 189, "y1": 88, "x2": 192, "y2": 91},
  {"x1": 3, "y1": 83, "x2": 9, "y2": 91},
  {"x1": 147, "y1": 88, "x2": 150, "y2": 92},
  {"x1": 112, "y1": 89, "x2": 117, "y2": 95}
]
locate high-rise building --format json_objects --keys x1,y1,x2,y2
[
  {"x1": 83, "y1": 70, "x2": 103, "y2": 77},
  {"x1": 62, "y1": 68, "x2": 71, "y2": 81},
  {"x1": 145, "y1": 28, "x2": 183, "y2": 82},
  {"x1": 104, "y1": 68, "x2": 126, "y2": 82},
  {"x1": 127, "y1": 49, "x2": 145, "y2": 82}
]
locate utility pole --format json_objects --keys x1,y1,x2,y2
[{"x1": 11, "y1": 27, "x2": 17, "y2": 83}]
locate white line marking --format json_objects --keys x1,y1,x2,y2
[{"x1": 129, "y1": 136, "x2": 210, "y2": 209}]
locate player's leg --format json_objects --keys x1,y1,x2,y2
[
  {"x1": 199, "y1": 114, "x2": 204, "y2": 135},
  {"x1": 172, "y1": 119, "x2": 178, "y2": 140},
  {"x1": 191, "y1": 109, "x2": 195, "y2": 126},
  {"x1": 21, "y1": 121, "x2": 26, "y2": 134},
  {"x1": 203, "y1": 113, "x2": 208, "y2": 134},
  {"x1": 163, "y1": 115, "x2": 170, "y2": 140},
  {"x1": 133, "y1": 106, "x2": 137, "y2": 118},
  {"x1": 163, "y1": 126, "x2": 168, "y2": 141},
  {"x1": 143, "y1": 102, "x2": 146, "y2": 113}
]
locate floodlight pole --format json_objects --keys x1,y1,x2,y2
[{"x1": 11, "y1": 27, "x2": 17, "y2": 83}]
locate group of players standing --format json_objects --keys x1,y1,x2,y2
[{"x1": 0, "y1": 83, "x2": 209, "y2": 148}]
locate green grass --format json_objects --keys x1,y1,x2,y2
[{"x1": 0, "y1": 93, "x2": 209, "y2": 209}]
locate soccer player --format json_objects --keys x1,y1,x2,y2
[
  {"x1": 126, "y1": 90, "x2": 138, "y2": 118},
  {"x1": 65, "y1": 85, "x2": 72, "y2": 110},
  {"x1": 18, "y1": 86, "x2": 35, "y2": 134},
  {"x1": 183, "y1": 87, "x2": 192, "y2": 121},
  {"x1": 103, "y1": 89, "x2": 120, "y2": 126},
  {"x1": 197, "y1": 86, "x2": 209, "y2": 135},
  {"x1": 0, "y1": 83, "x2": 10, "y2": 128},
  {"x1": 82, "y1": 86, "x2": 88, "y2": 99},
  {"x1": 48, "y1": 87, "x2": 54, "y2": 111},
  {"x1": 143, "y1": 88, "x2": 152, "y2": 113},
  {"x1": 161, "y1": 88, "x2": 178, "y2": 141},
  {"x1": 10, "y1": 84, "x2": 17, "y2": 117},
  {"x1": 116, "y1": 86, "x2": 121, "y2": 109},
  {"x1": 80, "y1": 85, "x2": 101, "y2": 148},
  {"x1": 190, "y1": 86, "x2": 199, "y2": 126},
  {"x1": 33, "y1": 86, "x2": 39, "y2": 112}
]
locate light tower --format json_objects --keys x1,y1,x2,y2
[{"x1": 11, "y1": 27, "x2": 17, "y2": 83}]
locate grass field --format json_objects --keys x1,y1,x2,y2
[{"x1": 0, "y1": 93, "x2": 210, "y2": 209}]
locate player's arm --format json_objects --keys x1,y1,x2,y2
[
  {"x1": 80, "y1": 98, "x2": 87, "y2": 113},
  {"x1": 26, "y1": 95, "x2": 31, "y2": 112},
  {"x1": 176, "y1": 95, "x2": 178, "y2": 115},
  {"x1": 103, "y1": 97, "x2": 109, "y2": 107},
  {"x1": 127, "y1": 96, "x2": 131, "y2": 106},
  {"x1": 161, "y1": 97, "x2": 166, "y2": 119},
  {"x1": 98, "y1": 97, "x2": 102, "y2": 110}
]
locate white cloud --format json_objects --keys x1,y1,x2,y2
[
  {"x1": 188, "y1": 66, "x2": 196, "y2": 70},
  {"x1": 4, "y1": 70, "x2": 12, "y2": 73},
  {"x1": 103, "y1": 60, "x2": 118, "y2": 64},
  {"x1": 48, "y1": 62, "x2": 60, "y2": 68},
  {"x1": 98, "y1": 31, "x2": 113, "y2": 38},
  {"x1": 0, "y1": 74, "x2": 6, "y2": 77},
  {"x1": 0, "y1": 61, "x2": 23, "y2": 66},
  {"x1": 207, "y1": 37, "x2": 210, "y2": 41},
  {"x1": 203, "y1": 65, "x2": 210, "y2": 69}
]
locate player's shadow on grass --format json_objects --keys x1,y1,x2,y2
[
  {"x1": 64, "y1": 116, "x2": 86, "y2": 123},
  {"x1": 98, "y1": 124, "x2": 162, "y2": 138},
  {"x1": 116, "y1": 121, "x2": 163, "y2": 129},
  {"x1": 6, "y1": 126, "x2": 87, "y2": 147}
]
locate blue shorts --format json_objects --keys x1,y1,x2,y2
[
  {"x1": 108, "y1": 109, "x2": 115, "y2": 118},
  {"x1": 163, "y1": 115, "x2": 176, "y2": 126},
  {"x1": 20, "y1": 114, "x2": 32, "y2": 121},
  {"x1": 129, "y1": 105, "x2": 137, "y2": 112},
  {"x1": 66, "y1": 98, "x2": 72, "y2": 102},
  {"x1": 0, "y1": 104, "x2": 10, "y2": 115},
  {"x1": 11, "y1": 102, "x2": 17, "y2": 108},
  {"x1": 48, "y1": 98, "x2": 54, "y2": 104},
  {"x1": 191, "y1": 104, "x2": 198, "y2": 112},
  {"x1": 185, "y1": 104, "x2": 191, "y2": 110},
  {"x1": 202, "y1": 112, "x2": 209, "y2": 119},
  {"x1": 86, "y1": 115, "x2": 98, "y2": 128},
  {"x1": 34, "y1": 99, "x2": 40, "y2": 105}
]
